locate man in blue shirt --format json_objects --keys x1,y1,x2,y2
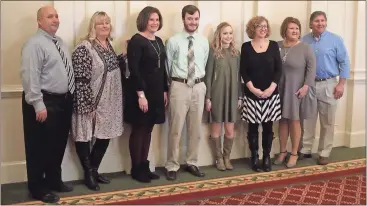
[
  {"x1": 165, "y1": 5, "x2": 209, "y2": 181},
  {"x1": 300, "y1": 11, "x2": 350, "y2": 165}
]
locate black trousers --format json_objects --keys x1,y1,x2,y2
[{"x1": 22, "y1": 91, "x2": 73, "y2": 195}]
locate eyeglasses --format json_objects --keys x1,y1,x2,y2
[{"x1": 256, "y1": 24, "x2": 268, "y2": 29}]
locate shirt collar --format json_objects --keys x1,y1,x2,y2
[
  {"x1": 182, "y1": 30, "x2": 199, "y2": 39},
  {"x1": 311, "y1": 30, "x2": 328, "y2": 41},
  {"x1": 37, "y1": 28, "x2": 57, "y2": 40}
]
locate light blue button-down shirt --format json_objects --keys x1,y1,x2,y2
[
  {"x1": 302, "y1": 30, "x2": 350, "y2": 79},
  {"x1": 165, "y1": 31, "x2": 209, "y2": 79}
]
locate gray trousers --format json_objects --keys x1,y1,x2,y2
[{"x1": 301, "y1": 78, "x2": 338, "y2": 157}]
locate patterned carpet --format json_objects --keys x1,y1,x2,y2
[
  {"x1": 180, "y1": 174, "x2": 366, "y2": 205},
  {"x1": 16, "y1": 158, "x2": 366, "y2": 205}
]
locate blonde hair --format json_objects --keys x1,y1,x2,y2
[
  {"x1": 84, "y1": 11, "x2": 113, "y2": 42},
  {"x1": 211, "y1": 22, "x2": 239, "y2": 59}
]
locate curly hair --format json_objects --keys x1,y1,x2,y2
[
  {"x1": 246, "y1": 16, "x2": 271, "y2": 39},
  {"x1": 211, "y1": 22, "x2": 239, "y2": 59}
]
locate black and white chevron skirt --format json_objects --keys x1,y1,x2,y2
[{"x1": 240, "y1": 94, "x2": 282, "y2": 123}]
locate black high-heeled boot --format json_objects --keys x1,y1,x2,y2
[
  {"x1": 142, "y1": 160, "x2": 160, "y2": 180},
  {"x1": 90, "y1": 139, "x2": 110, "y2": 184},
  {"x1": 247, "y1": 133, "x2": 261, "y2": 172},
  {"x1": 75, "y1": 142, "x2": 100, "y2": 191},
  {"x1": 262, "y1": 132, "x2": 274, "y2": 172},
  {"x1": 131, "y1": 164, "x2": 151, "y2": 183}
]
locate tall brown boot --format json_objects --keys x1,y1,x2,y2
[
  {"x1": 209, "y1": 137, "x2": 226, "y2": 171},
  {"x1": 223, "y1": 137, "x2": 234, "y2": 170}
]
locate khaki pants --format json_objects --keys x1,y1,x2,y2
[
  {"x1": 165, "y1": 81, "x2": 206, "y2": 171},
  {"x1": 301, "y1": 78, "x2": 338, "y2": 157}
]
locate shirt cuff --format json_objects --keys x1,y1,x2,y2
[
  {"x1": 339, "y1": 73, "x2": 350, "y2": 79},
  {"x1": 33, "y1": 100, "x2": 46, "y2": 113}
]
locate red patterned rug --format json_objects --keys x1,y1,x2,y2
[
  {"x1": 17, "y1": 158, "x2": 366, "y2": 205},
  {"x1": 179, "y1": 173, "x2": 366, "y2": 205}
]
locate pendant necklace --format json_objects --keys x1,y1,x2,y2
[
  {"x1": 148, "y1": 38, "x2": 161, "y2": 68},
  {"x1": 282, "y1": 41, "x2": 297, "y2": 63},
  {"x1": 96, "y1": 38, "x2": 109, "y2": 51}
]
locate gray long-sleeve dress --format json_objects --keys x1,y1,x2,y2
[
  {"x1": 278, "y1": 41, "x2": 316, "y2": 120},
  {"x1": 204, "y1": 48, "x2": 243, "y2": 123}
]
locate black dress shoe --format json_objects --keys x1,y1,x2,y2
[
  {"x1": 49, "y1": 182, "x2": 73, "y2": 192},
  {"x1": 92, "y1": 169, "x2": 110, "y2": 184},
  {"x1": 185, "y1": 165, "x2": 205, "y2": 177},
  {"x1": 32, "y1": 191, "x2": 60, "y2": 203},
  {"x1": 298, "y1": 152, "x2": 312, "y2": 160},
  {"x1": 166, "y1": 171, "x2": 177, "y2": 181}
]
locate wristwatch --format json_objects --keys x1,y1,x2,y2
[{"x1": 139, "y1": 93, "x2": 145, "y2": 98}]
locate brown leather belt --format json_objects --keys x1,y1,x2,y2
[
  {"x1": 171, "y1": 77, "x2": 204, "y2": 84},
  {"x1": 315, "y1": 76, "x2": 336, "y2": 82}
]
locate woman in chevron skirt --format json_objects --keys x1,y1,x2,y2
[{"x1": 240, "y1": 16, "x2": 282, "y2": 172}]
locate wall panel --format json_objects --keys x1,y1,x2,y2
[{"x1": 1, "y1": 0, "x2": 365, "y2": 184}]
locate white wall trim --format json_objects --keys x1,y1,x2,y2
[
  {"x1": 0, "y1": 85, "x2": 23, "y2": 98},
  {"x1": 349, "y1": 69, "x2": 366, "y2": 84},
  {"x1": 2, "y1": 131, "x2": 362, "y2": 185},
  {"x1": 1, "y1": 161, "x2": 27, "y2": 184},
  {"x1": 346, "y1": 130, "x2": 366, "y2": 148}
]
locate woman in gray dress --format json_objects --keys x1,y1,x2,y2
[
  {"x1": 205, "y1": 22, "x2": 243, "y2": 171},
  {"x1": 274, "y1": 17, "x2": 316, "y2": 168}
]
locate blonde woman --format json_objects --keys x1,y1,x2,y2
[
  {"x1": 205, "y1": 22, "x2": 243, "y2": 171},
  {"x1": 71, "y1": 11, "x2": 123, "y2": 191}
]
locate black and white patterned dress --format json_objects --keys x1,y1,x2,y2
[
  {"x1": 239, "y1": 40, "x2": 282, "y2": 124},
  {"x1": 70, "y1": 40, "x2": 123, "y2": 141}
]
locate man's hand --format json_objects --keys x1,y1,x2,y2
[
  {"x1": 164, "y1": 92, "x2": 168, "y2": 107},
  {"x1": 334, "y1": 83, "x2": 344, "y2": 99},
  {"x1": 205, "y1": 99, "x2": 212, "y2": 112},
  {"x1": 36, "y1": 109, "x2": 47, "y2": 122}
]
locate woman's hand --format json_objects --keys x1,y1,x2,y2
[
  {"x1": 138, "y1": 96, "x2": 148, "y2": 113},
  {"x1": 260, "y1": 83, "x2": 277, "y2": 99},
  {"x1": 295, "y1": 85, "x2": 309, "y2": 99},
  {"x1": 260, "y1": 87, "x2": 275, "y2": 99},
  {"x1": 250, "y1": 88, "x2": 264, "y2": 98},
  {"x1": 237, "y1": 99, "x2": 242, "y2": 109}
]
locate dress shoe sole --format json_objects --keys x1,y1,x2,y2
[
  {"x1": 49, "y1": 187, "x2": 73, "y2": 193},
  {"x1": 32, "y1": 193, "x2": 60, "y2": 204}
]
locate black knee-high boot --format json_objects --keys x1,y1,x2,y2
[
  {"x1": 262, "y1": 132, "x2": 274, "y2": 172},
  {"x1": 247, "y1": 133, "x2": 261, "y2": 172},
  {"x1": 75, "y1": 142, "x2": 99, "y2": 191},
  {"x1": 90, "y1": 139, "x2": 110, "y2": 184}
]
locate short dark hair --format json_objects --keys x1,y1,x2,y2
[
  {"x1": 136, "y1": 6, "x2": 163, "y2": 32},
  {"x1": 280, "y1": 17, "x2": 302, "y2": 39},
  {"x1": 181, "y1": 5, "x2": 200, "y2": 19},
  {"x1": 309, "y1": 11, "x2": 327, "y2": 28}
]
